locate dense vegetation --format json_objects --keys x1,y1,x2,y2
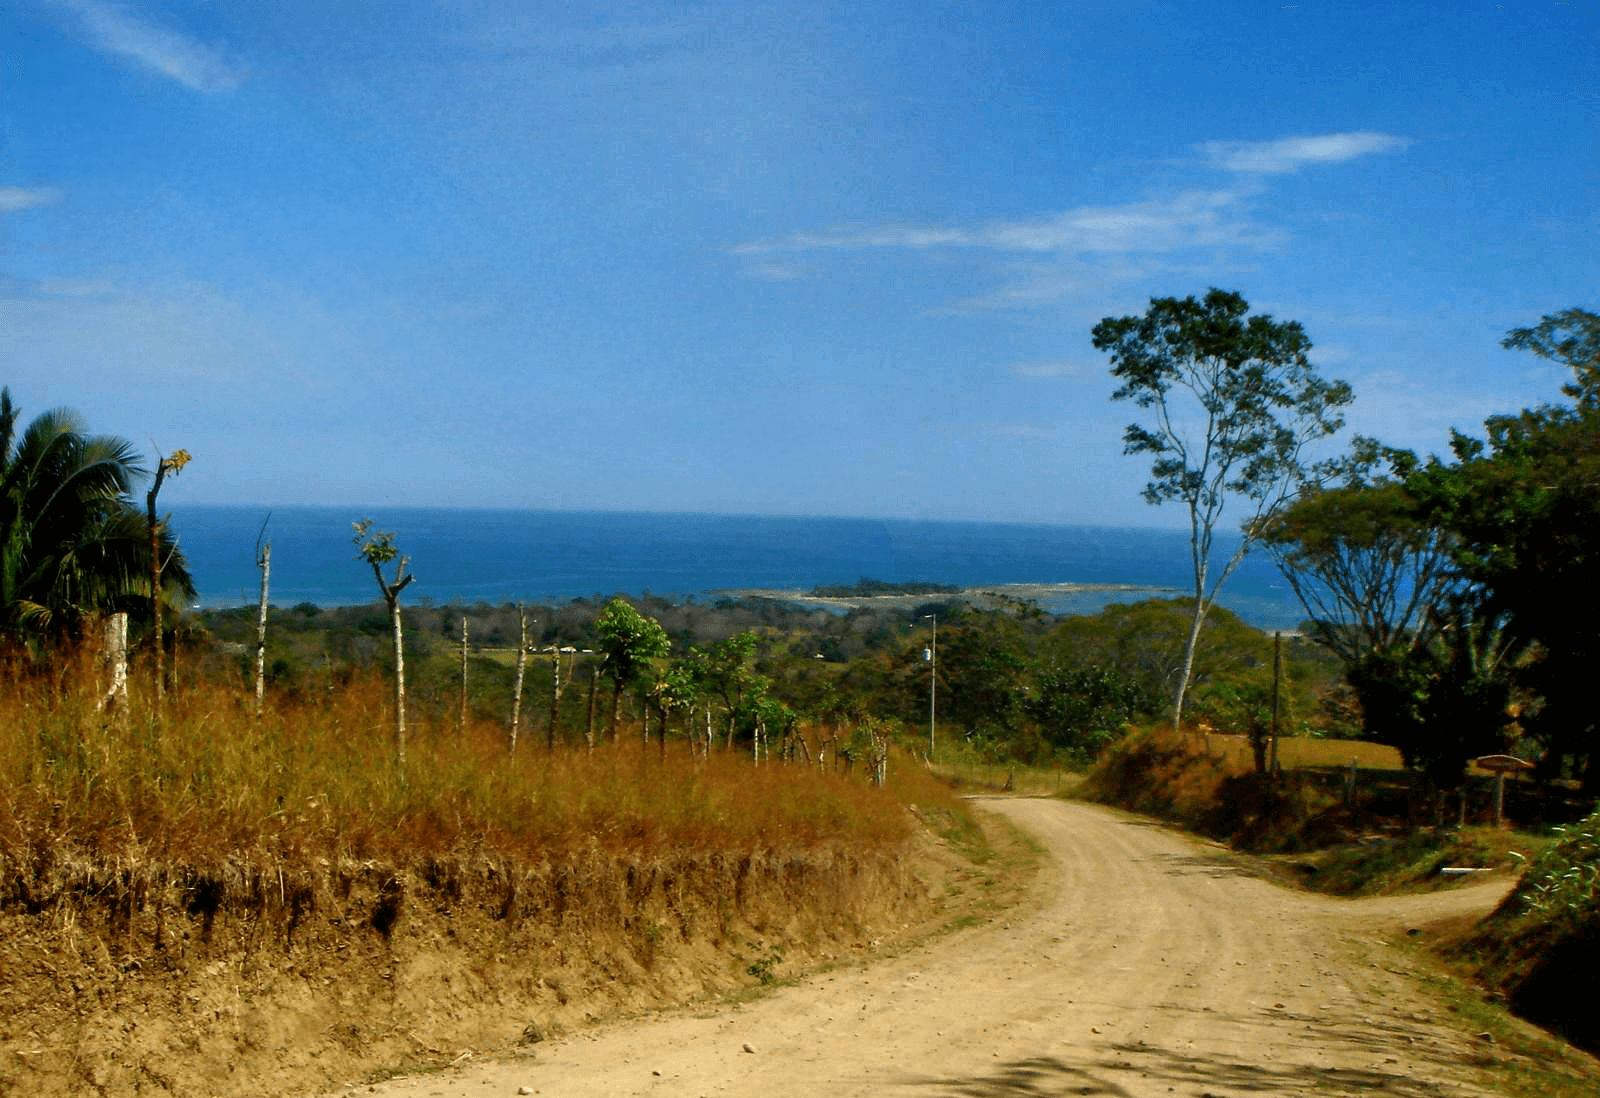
[
  {"x1": 1259, "y1": 307, "x2": 1600, "y2": 796},
  {"x1": 808, "y1": 578, "x2": 961, "y2": 597}
]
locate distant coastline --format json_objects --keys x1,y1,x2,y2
[
  {"x1": 717, "y1": 581, "x2": 1182, "y2": 611},
  {"x1": 169, "y1": 505, "x2": 1302, "y2": 629}
]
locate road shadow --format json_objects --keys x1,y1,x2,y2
[
  {"x1": 899, "y1": 1054, "x2": 1133, "y2": 1097},
  {"x1": 1142, "y1": 850, "x2": 1262, "y2": 879},
  {"x1": 894, "y1": 1000, "x2": 1501, "y2": 1098},
  {"x1": 898, "y1": 1039, "x2": 1490, "y2": 1097}
]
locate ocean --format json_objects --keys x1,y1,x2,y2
[{"x1": 170, "y1": 505, "x2": 1307, "y2": 631}]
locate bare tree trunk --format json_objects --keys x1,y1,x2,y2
[
  {"x1": 147, "y1": 473, "x2": 166, "y2": 714},
  {"x1": 1171, "y1": 568, "x2": 1209, "y2": 731},
  {"x1": 254, "y1": 540, "x2": 270, "y2": 718},
  {"x1": 459, "y1": 615, "x2": 469, "y2": 734},
  {"x1": 99, "y1": 612, "x2": 129, "y2": 718},
  {"x1": 354, "y1": 523, "x2": 415, "y2": 767},
  {"x1": 585, "y1": 665, "x2": 599, "y2": 753},
  {"x1": 510, "y1": 604, "x2": 529, "y2": 754},
  {"x1": 610, "y1": 679, "x2": 623, "y2": 742},
  {"x1": 1265, "y1": 630, "x2": 1283, "y2": 777},
  {"x1": 548, "y1": 646, "x2": 563, "y2": 750},
  {"x1": 144, "y1": 449, "x2": 189, "y2": 717},
  {"x1": 390, "y1": 596, "x2": 408, "y2": 764}
]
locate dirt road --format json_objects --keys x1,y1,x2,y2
[{"x1": 336, "y1": 797, "x2": 1523, "y2": 1098}]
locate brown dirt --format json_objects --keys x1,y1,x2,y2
[
  {"x1": 332, "y1": 798, "x2": 1590, "y2": 1098},
  {"x1": 0, "y1": 818, "x2": 996, "y2": 1098}
]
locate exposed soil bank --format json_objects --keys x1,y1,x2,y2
[
  {"x1": 342, "y1": 799, "x2": 1600, "y2": 1098},
  {"x1": 0, "y1": 822, "x2": 990, "y2": 1097}
]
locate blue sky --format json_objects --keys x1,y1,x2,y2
[{"x1": 1, "y1": 0, "x2": 1595, "y2": 529}]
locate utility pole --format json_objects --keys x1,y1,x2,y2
[{"x1": 1269, "y1": 631, "x2": 1283, "y2": 776}]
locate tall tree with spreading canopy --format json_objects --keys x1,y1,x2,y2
[
  {"x1": 1256, "y1": 438, "x2": 1455, "y2": 666},
  {"x1": 0, "y1": 388, "x2": 193, "y2": 645},
  {"x1": 1093, "y1": 289, "x2": 1352, "y2": 730}
]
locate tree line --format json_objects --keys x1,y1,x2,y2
[
  {"x1": 1102, "y1": 291, "x2": 1600, "y2": 798},
  {"x1": 1257, "y1": 308, "x2": 1600, "y2": 795},
  {"x1": 11, "y1": 295, "x2": 1594, "y2": 799}
]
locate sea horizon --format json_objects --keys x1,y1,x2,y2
[{"x1": 171, "y1": 504, "x2": 1307, "y2": 631}]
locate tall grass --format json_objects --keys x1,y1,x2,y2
[{"x1": 0, "y1": 647, "x2": 929, "y2": 891}]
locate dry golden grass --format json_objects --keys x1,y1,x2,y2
[
  {"x1": 0, "y1": 648, "x2": 939, "y2": 886},
  {"x1": 1194, "y1": 730, "x2": 1405, "y2": 771},
  {"x1": 0, "y1": 649, "x2": 989, "y2": 1098}
]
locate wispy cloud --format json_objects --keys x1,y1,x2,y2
[
  {"x1": 1198, "y1": 132, "x2": 1409, "y2": 174},
  {"x1": 45, "y1": 0, "x2": 244, "y2": 93},
  {"x1": 743, "y1": 259, "x2": 808, "y2": 282},
  {"x1": 734, "y1": 189, "x2": 1274, "y2": 258},
  {"x1": 0, "y1": 186, "x2": 59, "y2": 212}
]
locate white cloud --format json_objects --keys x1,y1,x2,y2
[
  {"x1": 744, "y1": 260, "x2": 807, "y2": 282},
  {"x1": 0, "y1": 186, "x2": 59, "y2": 212},
  {"x1": 1199, "y1": 132, "x2": 1409, "y2": 174},
  {"x1": 734, "y1": 189, "x2": 1275, "y2": 258},
  {"x1": 46, "y1": 0, "x2": 244, "y2": 93}
]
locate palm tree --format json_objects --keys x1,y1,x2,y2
[{"x1": 0, "y1": 388, "x2": 193, "y2": 643}]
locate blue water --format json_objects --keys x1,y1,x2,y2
[{"x1": 170, "y1": 506, "x2": 1306, "y2": 630}]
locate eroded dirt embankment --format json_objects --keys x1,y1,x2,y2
[
  {"x1": 349, "y1": 798, "x2": 1595, "y2": 1098},
  {"x1": 0, "y1": 820, "x2": 994, "y2": 1097}
]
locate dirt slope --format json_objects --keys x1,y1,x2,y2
[{"x1": 335, "y1": 797, "x2": 1546, "y2": 1098}]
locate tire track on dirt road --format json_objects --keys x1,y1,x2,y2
[{"x1": 332, "y1": 797, "x2": 1522, "y2": 1098}]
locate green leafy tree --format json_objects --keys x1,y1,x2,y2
[
  {"x1": 1397, "y1": 308, "x2": 1600, "y2": 788},
  {"x1": 1346, "y1": 640, "x2": 1510, "y2": 791},
  {"x1": 0, "y1": 388, "x2": 193, "y2": 644},
  {"x1": 689, "y1": 631, "x2": 766, "y2": 749},
  {"x1": 1025, "y1": 666, "x2": 1153, "y2": 763},
  {"x1": 915, "y1": 609, "x2": 1030, "y2": 741},
  {"x1": 1257, "y1": 438, "x2": 1455, "y2": 665},
  {"x1": 1093, "y1": 288, "x2": 1352, "y2": 730},
  {"x1": 594, "y1": 597, "x2": 671, "y2": 741},
  {"x1": 1189, "y1": 677, "x2": 1278, "y2": 773},
  {"x1": 1041, "y1": 598, "x2": 1266, "y2": 715},
  {"x1": 648, "y1": 659, "x2": 700, "y2": 755},
  {"x1": 1503, "y1": 307, "x2": 1600, "y2": 410}
]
